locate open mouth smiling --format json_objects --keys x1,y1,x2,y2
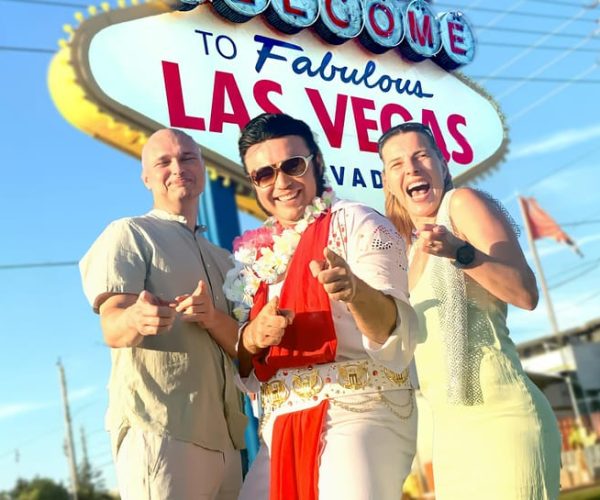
[
  {"x1": 276, "y1": 191, "x2": 300, "y2": 202},
  {"x1": 406, "y1": 181, "x2": 430, "y2": 198}
]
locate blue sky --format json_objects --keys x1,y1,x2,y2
[{"x1": 1, "y1": 0, "x2": 599, "y2": 492}]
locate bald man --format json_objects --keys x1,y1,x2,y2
[{"x1": 80, "y1": 129, "x2": 246, "y2": 500}]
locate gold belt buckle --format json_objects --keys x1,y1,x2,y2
[
  {"x1": 338, "y1": 362, "x2": 369, "y2": 390},
  {"x1": 262, "y1": 379, "x2": 289, "y2": 410},
  {"x1": 384, "y1": 367, "x2": 408, "y2": 386},
  {"x1": 292, "y1": 371, "x2": 323, "y2": 400}
]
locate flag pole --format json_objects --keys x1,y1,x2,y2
[{"x1": 517, "y1": 196, "x2": 582, "y2": 424}]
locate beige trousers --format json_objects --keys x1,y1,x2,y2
[{"x1": 114, "y1": 427, "x2": 242, "y2": 500}]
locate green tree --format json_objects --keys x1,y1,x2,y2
[{"x1": 9, "y1": 476, "x2": 69, "y2": 500}]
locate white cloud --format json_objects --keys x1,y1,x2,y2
[
  {"x1": 529, "y1": 163, "x2": 597, "y2": 203},
  {"x1": 510, "y1": 124, "x2": 600, "y2": 160},
  {"x1": 0, "y1": 386, "x2": 96, "y2": 420},
  {"x1": 523, "y1": 231, "x2": 600, "y2": 259},
  {"x1": 578, "y1": 233, "x2": 600, "y2": 246},
  {"x1": 0, "y1": 402, "x2": 48, "y2": 420},
  {"x1": 69, "y1": 386, "x2": 97, "y2": 402}
]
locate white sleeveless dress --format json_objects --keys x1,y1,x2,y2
[{"x1": 410, "y1": 190, "x2": 561, "y2": 499}]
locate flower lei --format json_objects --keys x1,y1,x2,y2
[{"x1": 223, "y1": 190, "x2": 335, "y2": 321}]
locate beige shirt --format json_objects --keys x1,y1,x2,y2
[{"x1": 80, "y1": 209, "x2": 246, "y2": 451}]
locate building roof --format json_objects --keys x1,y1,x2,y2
[{"x1": 516, "y1": 317, "x2": 600, "y2": 357}]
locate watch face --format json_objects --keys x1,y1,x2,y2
[{"x1": 456, "y1": 243, "x2": 475, "y2": 265}]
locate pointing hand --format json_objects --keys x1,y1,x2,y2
[
  {"x1": 175, "y1": 280, "x2": 218, "y2": 330},
  {"x1": 309, "y1": 248, "x2": 357, "y2": 302},
  {"x1": 130, "y1": 290, "x2": 177, "y2": 336}
]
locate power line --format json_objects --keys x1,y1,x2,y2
[
  {"x1": 496, "y1": 32, "x2": 596, "y2": 100},
  {"x1": 556, "y1": 288, "x2": 600, "y2": 313},
  {"x1": 577, "y1": 289, "x2": 600, "y2": 306},
  {"x1": 0, "y1": 45, "x2": 54, "y2": 54},
  {"x1": 473, "y1": 0, "x2": 527, "y2": 35},
  {"x1": 0, "y1": 261, "x2": 78, "y2": 270},
  {"x1": 480, "y1": 41, "x2": 600, "y2": 53},
  {"x1": 522, "y1": 144, "x2": 600, "y2": 191},
  {"x1": 437, "y1": 2, "x2": 598, "y2": 23},
  {"x1": 561, "y1": 219, "x2": 600, "y2": 227},
  {"x1": 467, "y1": 75, "x2": 600, "y2": 84},
  {"x1": 71, "y1": 399, "x2": 104, "y2": 417},
  {"x1": 509, "y1": 63, "x2": 599, "y2": 123},
  {"x1": 502, "y1": 143, "x2": 600, "y2": 205},
  {"x1": 549, "y1": 258, "x2": 600, "y2": 290},
  {"x1": 549, "y1": 254, "x2": 600, "y2": 281},
  {"x1": 473, "y1": 23, "x2": 593, "y2": 39},
  {"x1": 477, "y1": 6, "x2": 591, "y2": 85},
  {"x1": 526, "y1": 0, "x2": 598, "y2": 7},
  {"x1": 0, "y1": 424, "x2": 63, "y2": 462}
]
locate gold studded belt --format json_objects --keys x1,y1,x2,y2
[{"x1": 258, "y1": 359, "x2": 412, "y2": 418}]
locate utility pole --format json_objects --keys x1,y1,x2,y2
[
  {"x1": 14, "y1": 449, "x2": 19, "y2": 480},
  {"x1": 57, "y1": 359, "x2": 79, "y2": 500},
  {"x1": 517, "y1": 197, "x2": 585, "y2": 434}
]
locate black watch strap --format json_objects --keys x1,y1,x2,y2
[{"x1": 454, "y1": 241, "x2": 475, "y2": 268}]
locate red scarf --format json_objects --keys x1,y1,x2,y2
[{"x1": 249, "y1": 210, "x2": 337, "y2": 500}]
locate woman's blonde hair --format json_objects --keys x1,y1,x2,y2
[{"x1": 384, "y1": 185, "x2": 415, "y2": 244}]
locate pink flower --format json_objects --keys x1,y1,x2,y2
[{"x1": 233, "y1": 226, "x2": 279, "y2": 252}]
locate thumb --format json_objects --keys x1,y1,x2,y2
[
  {"x1": 194, "y1": 279, "x2": 207, "y2": 296},
  {"x1": 138, "y1": 290, "x2": 158, "y2": 305},
  {"x1": 309, "y1": 259, "x2": 324, "y2": 278},
  {"x1": 267, "y1": 296, "x2": 279, "y2": 313},
  {"x1": 433, "y1": 225, "x2": 447, "y2": 235},
  {"x1": 324, "y1": 248, "x2": 344, "y2": 269}
]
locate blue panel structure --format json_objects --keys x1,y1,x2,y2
[
  {"x1": 198, "y1": 175, "x2": 260, "y2": 472},
  {"x1": 199, "y1": 175, "x2": 241, "y2": 252}
]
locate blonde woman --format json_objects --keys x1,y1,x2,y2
[{"x1": 379, "y1": 122, "x2": 561, "y2": 500}]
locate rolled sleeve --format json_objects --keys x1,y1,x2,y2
[
  {"x1": 79, "y1": 219, "x2": 148, "y2": 313},
  {"x1": 363, "y1": 295, "x2": 417, "y2": 372}
]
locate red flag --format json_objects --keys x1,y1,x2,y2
[{"x1": 519, "y1": 196, "x2": 583, "y2": 256}]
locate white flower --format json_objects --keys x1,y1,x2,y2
[
  {"x1": 272, "y1": 254, "x2": 289, "y2": 276},
  {"x1": 242, "y1": 292, "x2": 255, "y2": 307},
  {"x1": 222, "y1": 190, "x2": 336, "y2": 319},
  {"x1": 234, "y1": 246, "x2": 257, "y2": 265},
  {"x1": 244, "y1": 272, "x2": 261, "y2": 295},
  {"x1": 312, "y1": 196, "x2": 326, "y2": 212},
  {"x1": 273, "y1": 230, "x2": 300, "y2": 255},
  {"x1": 293, "y1": 219, "x2": 309, "y2": 234},
  {"x1": 233, "y1": 305, "x2": 249, "y2": 322},
  {"x1": 253, "y1": 248, "x2": 282, "y2": 283}
]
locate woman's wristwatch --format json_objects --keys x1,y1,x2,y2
[{"x1": 453, "y1": 241, "x2": 476, "y2": 268}]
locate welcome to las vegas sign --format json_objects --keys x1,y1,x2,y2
[{"x1": 49, "y1": 0, "x2": 507, "y2": 215}]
